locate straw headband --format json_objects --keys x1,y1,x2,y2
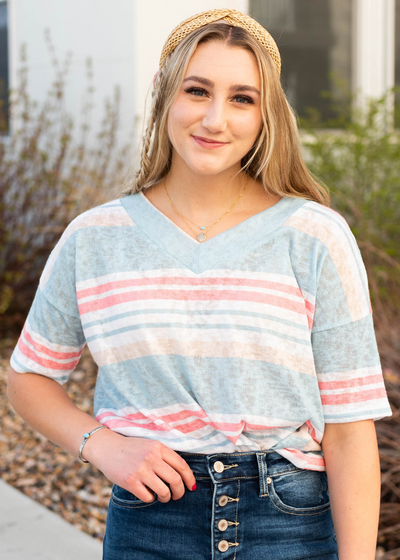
[{"x1": 159, "y1": 9, "x2": 281, "y2": 76}]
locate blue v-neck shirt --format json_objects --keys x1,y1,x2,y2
[{"x1": 11, "y1": 192, "x2": 391, "y2": 470}]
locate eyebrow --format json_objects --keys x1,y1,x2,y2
[{"x1": 183, "y1": 75, "x2": 260, "y2": 95}]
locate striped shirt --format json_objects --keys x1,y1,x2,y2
[{"x1": 11, "y1": 193, "x2": 392, "y2": 471}]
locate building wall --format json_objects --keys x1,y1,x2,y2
[
  {"x1": 8, "y1": 0, "x2": 136, "y2": 146},
  {"x1": 7, "y1": 0, "x2": 247, "y2": 151}
]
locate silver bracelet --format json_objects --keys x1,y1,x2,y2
[{"x1": 78, "y1": 426, "x2": 107, "y2": 463}]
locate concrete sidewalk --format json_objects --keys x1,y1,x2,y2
[{"x1": 0, "y1": 479, "x2": 102, "y2": 559}]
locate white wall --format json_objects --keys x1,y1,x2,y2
[
  {"x1": 8, "y1": 0, "x2": 136, "y2": 147},
  {"x1": 353, "y1": 0, "x2": 395, "y2": 101},
  {"x1": 8, "y1": 0, "x2": 249, "y2": 154}
]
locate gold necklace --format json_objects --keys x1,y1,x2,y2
[{"x1": 164, "y1": 175, "x2": 249, "y2": 242}]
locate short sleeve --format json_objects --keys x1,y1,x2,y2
[
  {"x1": 10, "y1": 227, "x2": 85, "y2": 384},
  {"x1": 310, "y1": 216, "x2": 392, "y2": 423}
]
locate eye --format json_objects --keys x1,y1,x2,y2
[
  {"x1": 184, "y1": 87, "x2": 208, "y2": 97},
  {"x1": 233, "y1": 95, "x2": 254, "y2": 105}
]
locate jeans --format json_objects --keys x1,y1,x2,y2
[{"x1": 103, "y1": 450, "x2": 338, "y2": 560}]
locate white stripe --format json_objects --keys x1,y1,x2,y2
[
  {"x1": 317, "y1": 366, "x2": 381, "y2": 382},
  {"x1": 87, "y1": 325, "x2": 313, "y2": 358},
  {"x1": 24, "y1": 320, "x2": 84, "y2": 353},
  {"x1": 83, "y1": 311, "x2": 310, "y2": 340},
  {"x1": 80, "y1": 298, "x2": 310, "y2": 327},
  {"x1": 319, "y1": 382, "x2": 384, "y2": 396}
]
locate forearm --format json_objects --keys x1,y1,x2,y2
[
  {"x1": 6, "y1": 367, "x2": 118, "y2": 461},
  {"x1": 7, "y1": 367, "x2": 197, "y2": 502},
  {"x1": 322, "y1": 420, "x2": 380, "y2": 560}
]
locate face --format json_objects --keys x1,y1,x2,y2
[{"x1": 167, "y1": 40, "x2": 262, "y2": 177}]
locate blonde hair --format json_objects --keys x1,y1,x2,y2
[{"x1": 124, "y1": 23, "x2": 329, "y2": 206}]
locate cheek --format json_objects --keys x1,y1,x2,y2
[
  {"x1": 235, "y1": 113, "x2": 262, "y2": 146},
  {"x1": 168, "y1": 100, "x2": 197, "y2": 137}
]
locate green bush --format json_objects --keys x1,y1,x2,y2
[
  {"x1": 0, "y1": 35, "x2": 133, "y2": 335},
  {"x1": 301, "y1": 94, "x2": 400, "y2": 366}
]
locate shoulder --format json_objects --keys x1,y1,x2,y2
[
  {"x1": 55, "y1": 197, "x2": 136, "y2": 250},
  {"x1": 283, "y1": 200, "x2": 357, "y2": 252},
  {"x1": 66, "y1": 198, "x2": 135, "y2": 234},
  {"x1": 39, "y1": 198, "x2": 135, "y2": 290}
]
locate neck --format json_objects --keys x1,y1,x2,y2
[{"x1": 165, "y1": 161, "x2": 246, "y2": 217}]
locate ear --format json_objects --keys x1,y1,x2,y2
[{"x1": 153, "y1": 71, "x2": 160, "y2": 88}]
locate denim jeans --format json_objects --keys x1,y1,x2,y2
[{"x1": 103, "y1": 450, "x2": 338, "y2": 560}]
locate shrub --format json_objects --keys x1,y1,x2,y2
[
  {"x1": 0, "y1": 33, "x2": 133, "y2": 335},
  {"x1": 301, "y1": 94, "x2": 400, "y2": 368}
]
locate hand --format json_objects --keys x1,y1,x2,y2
[{"x1": 84, "y1": 431, "x2": 197, "y2": 503}]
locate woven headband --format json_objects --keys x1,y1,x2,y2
[{"x1": 159, "y1": 9, "x2": 281, "y2": 76}]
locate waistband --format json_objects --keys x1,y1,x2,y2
[{"x1": 177, "y1": 450, "x2": 301, "y2": 492}]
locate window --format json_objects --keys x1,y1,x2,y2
[
  {"x1": 249, "y1": 0, "x2": 353, "y2": 121},
  {"x1": 0, "y1": 0, "x2": 8, "y2": 134}
]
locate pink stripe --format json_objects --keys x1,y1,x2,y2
[
  {"x1": 306, "y1": 420, "x2": 317, "y2": 440},
  {"x1": 18, "y1": 338, "x2": 79, "y2": 371},
  {"x1": 102, "y1": 418, "x2": 170, "y2": 431},
  {"x1": 321, "y1": 388, "x2": 387, "y2": 405},
  {"x1": 97, "y1": 408, "x2": 277, "y2": 436},
  {"x1": 287, "y1": 448, "x2": 325, "y2": 467},
  {"x1": 149, "y1": 408, "x2": 207, "y2": 423},
  {"x1": 77, "y1": 277, "x2": 306, "y2": 300},
  {"x1": 23, "y1": 328, "x2": 81, "y2": 360},
  {"x1": 318, "y1": 374, "x2": 383, "y2": 391},
  {"x1": 79, "y1": 288, "x2": 309, "y2": 316}
]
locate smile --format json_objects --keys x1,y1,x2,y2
[{"x1": 192, "y1": 136, "x2": 229, "y2": 149}]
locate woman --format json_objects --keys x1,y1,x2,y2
[{"x1": 7, "y1": 9, "x2": 392, "y2": 560}]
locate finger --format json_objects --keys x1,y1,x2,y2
[
  {"x1": 153, "y1": 462, "x2": 185, "y2": 501},
  {"x1": 127, "y1": 479, "x2": 157, "y2": 503},
  {"x1": 161, "y1": 447, "x2": 196, "y2": 491},
  {"x1": 141, "y1": 472, "x2": 173, "y2": 503}
]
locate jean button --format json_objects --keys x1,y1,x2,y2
[
  {"x1": 218, "y1": 540, "x2": 229, "y2": 552},
  {"x1": 213, "y1": 461, "x2": 224, "y2": 473},
  {"x1": 218, "y1": 519, "x2": 228, "y2": 531},
  {"x1": 218, "y1": 495, "x2": 229, "y2": 507}
]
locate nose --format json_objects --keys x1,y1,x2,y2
[{"x1": 201, "y1": 98, "x2": 227, "y2": 134}]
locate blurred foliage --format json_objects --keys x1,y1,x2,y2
[
  {"x1": 0, "y1": 32, "x2": 133, "y2": 335},
  {"x1": 301, "y1": 92, "x2": 400, "y2": 368}
]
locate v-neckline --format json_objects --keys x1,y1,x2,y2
[{"x1": 120, "y1": 192, "x2": 306, "y2": 274}]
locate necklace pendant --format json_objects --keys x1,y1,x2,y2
[
  {"x1": 197, "y1": 232, "x2": 207, "y2": 242},
  {"x1": 200, "y1": 226, "x2": 206, "y2": 230}
]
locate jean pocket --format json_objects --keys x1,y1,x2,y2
[
  {"x1": 268, "y1": 469, "x2": 331, "y2": 516},
  {"x1": 111, "y1": 484, "x2": 159, "y2": 509}
]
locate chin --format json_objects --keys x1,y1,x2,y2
[{"x1": 187, "y1": 158, "x2": 237, "y2": 177}]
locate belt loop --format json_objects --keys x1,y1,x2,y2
[{"x1": 256, "y1": 453, "x2": 268, "y2": 497}]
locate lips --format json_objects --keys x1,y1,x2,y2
[{"x1": 192, "y1": 135, "x2": 228, "y2": 149}]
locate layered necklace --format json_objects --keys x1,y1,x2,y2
[{"x1": 164, "y1": 175, "x2": 249, "y2": 242}]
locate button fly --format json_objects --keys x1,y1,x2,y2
[
  {"x1": 213, "y1": 460, "x2": 224, "y2": 473},
  {"x1": 218, "y1": 495, "x2": 229, "y2": 507},
  {"x1": 218, "y1": 540, "x2": 229, "y2": 552},
  {"x1": 218, "y1": 519, "x2": 228, "y2": 531}
]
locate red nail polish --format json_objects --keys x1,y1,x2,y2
[{"x1": 192, "y1": 483, "x2": 197, "y2": 491}]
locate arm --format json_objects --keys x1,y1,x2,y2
[
  {"x1": 322, "y1": 420, "x2": 381, "y2": 560},
  {"x1": 7, "y1": 367, "x2": 196, "y2": 502}
]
